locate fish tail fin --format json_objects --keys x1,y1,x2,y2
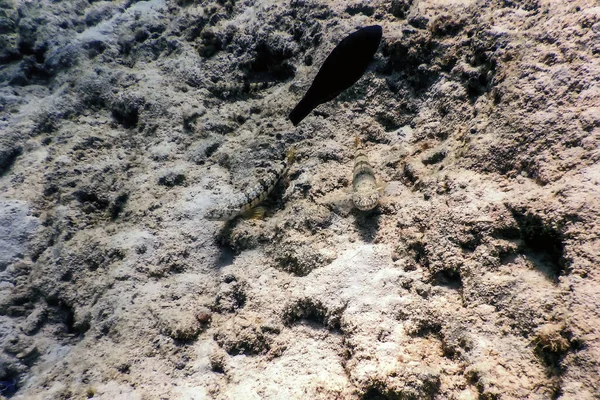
[
  {"x1": 243, "y1": 206, "x2": 267, "y2": 220},
  {"x1": 289, "y1": 97, "x2": 312, "y2": 126},
  {"x1": 285, "y1": 147, "x2": 296, "y2": 164}
]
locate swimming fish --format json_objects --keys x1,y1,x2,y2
[
  {"x1": 289, "y1": 25, "x2": 383, "y2": 126},
  {"x1": 204, "y1": 148, "x2": 295, "y2": 221},
  {"x1": 352, "y1": 135, "x2": 382, "y2": 211}
]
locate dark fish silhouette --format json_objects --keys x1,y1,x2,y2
[{"x1": 289, "y1": 25, "x2": 383, "y2": 126}]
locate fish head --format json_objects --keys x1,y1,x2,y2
[
  {"x1": 352, "y1": 190, "x2": 381, "y2": 211},
  {"x1": 204, "y1": 206, "x2": 239, "y2": 221}
]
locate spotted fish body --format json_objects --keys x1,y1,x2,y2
[
  {"x1": 204, "y1": 150, "x2": 295, "y2": 221},
  {"x1": 352, "y1": 137, "x2": 380, "y2": 211}
]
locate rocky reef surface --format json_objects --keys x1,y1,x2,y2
[{"x1": 1, "y1": 0, "x2": 599, "y2": 398}]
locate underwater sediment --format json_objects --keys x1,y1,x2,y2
[{"x1": 1, "y1": 0, "x2": 599, "y2": 398}]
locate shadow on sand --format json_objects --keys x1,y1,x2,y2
[
  {"x1": 353, "y1": 208, "x2": 381, "y2": 242},
  {"x1": 214, "y1": 219, "x2": 237, "y2": 268}
]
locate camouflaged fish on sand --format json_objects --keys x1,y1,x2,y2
[
  {"x1": 352, "y1": 136, "x2": 381, "y2": 211},
  {"x1": 204, "y1": 150, "x2": 295, "y2": 221}
]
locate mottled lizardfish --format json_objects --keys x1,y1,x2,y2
[
  {"x1": 351, "y1": 135, "x2": 382, "y2": 211},
  {"x1": 204, "y1": 148, "x2": 295, "y2": 221}
]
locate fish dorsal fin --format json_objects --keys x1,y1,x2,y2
[
  {"x1": 242, "y1": 206, "x2": 267, "y2": 220},
  {"x1": 376, "y1": 177, "x2": 387, "y2": 193}
]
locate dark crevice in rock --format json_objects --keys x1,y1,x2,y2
[
  {"x1": 0, "y1": 370, "x2": 20, "y2": 398},
  {"x1": 72, "y1": 189, "x2": 110, "y2": 212},
  {"x1": 467, "y1": 370, "x2": 499, "y2": 400},
  {"x1": 345, "y1": 4, "x2": 374, "y2": 17},
  {"x1": 400, "y1": 163, "x2": 418, "y2": 186},
  {"x1": 282, "y1": 298, "x2": 342, "y2": 331},
  {"x1": 0, "y1": 145, "x2": 22, "y2": 176},
  {"x1": 534, "y1": 324, "x2": 584, "y2": 385},
  {"x1": 157, "y1": 172, "x2": 186, "y2": 187},
  {"x1": 362, "y1": 387, "x2": 390, "y2": 400},
  {"x1": 109, "y1": 193, "x2": 129, "y2": 220},
  {"x1": 408, "y1": 241, "x2": 429, "y2": 268},
  {"x1": 410, "y1": 321, "x2": 442, "y2": 339},
  {"x1": 109, "y1": 95, "x2": 144, "y2": 129},
  {"x1": 455, "y1": 228, "x2": 484, "y2": 252},
  {"x1": 464, "y1": 50, "x2": 497, "y2": 100},
  {"x1": 213, "y1": 278, "x2": 247, "y2": 313},
  {"x1": 361, "y1": 375, "x2": 441, "y2": 400},
  {"x1": 379, "y1": 32, "x2": 440, "y2": 93},
  {"x1": 214, "y1": 330, "x2": 271, "y2": 356},
  {"x1": 508, "y1": 207, "x2": 566, "y2": 282},
  {"x1": 243, "y1": 41, "x2": 296, "y2": 82},
  {"x1": 422, "y1": 150, "x2": 446, "y2": 165},
  {"x1": 374, "y1": 114, "x2": 402, "y2": 132},
  {"x1": 429, "y1": 14, "x2": 465, "y2": 37},
  {"x1": 389, "y1": 0, "x2": 412, "y2": 19},
  {"x1": 431, "y1": 269, "x2": 462, "y2": 290},
  {"x1": 213, "y1": 316, "x2": 275, "y2": 356},
  {"x1": 491, "y1": 224, "x2": 521, "y2": 241},
  {"x1": 45, "y1": 297, "x2": 90, "y2": 336},
  {"x1": 111, "y1": 106, "x2": 139, "y2": 129}
]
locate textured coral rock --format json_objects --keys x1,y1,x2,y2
[{"x1": 0, "y1": 0, "x2": 599, "y2": 398}]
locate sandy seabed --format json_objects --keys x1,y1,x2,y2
[{"x1": 1, "y1": 0, "x2": 599, "y2": 399}]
